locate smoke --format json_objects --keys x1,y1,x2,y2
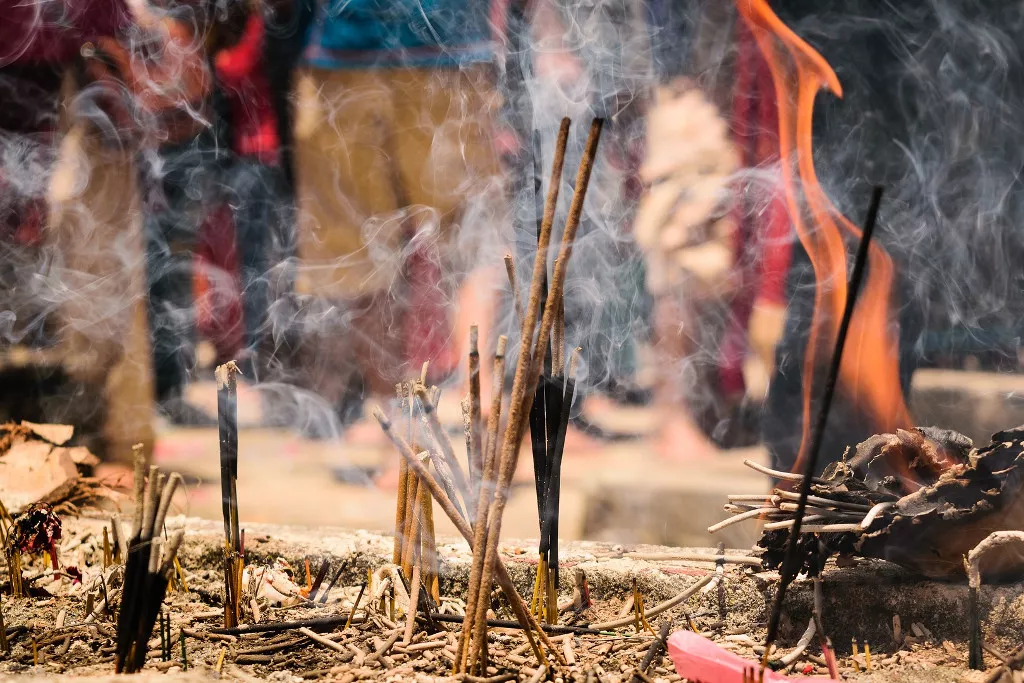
[{"x1": 1, "y1": 0, "x2": 1023, "y2": 486}]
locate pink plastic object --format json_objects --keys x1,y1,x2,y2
[{"x1": 668, "y1": 631, "x2": 834, "y2": 682}]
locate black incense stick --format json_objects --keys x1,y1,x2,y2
[{"x1": 763, "y1": 186, "x2": 885, "y2": 655}]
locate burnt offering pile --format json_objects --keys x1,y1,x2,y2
[{"x1": 718, "y1": 426, "x2": 1024, "y2": 580}]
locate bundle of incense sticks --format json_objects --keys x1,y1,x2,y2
[
  {"x1": 531, "y1": 346, "x2": 582, "y2": 624},
  {"x1": 459, "y1": 117, "x2": 604, "y2": 674},
  {"x1": 216, "y1": 361, "x2": 243, "y2": 628},
  {"x1": 375, "y1": 340, "x2": 559, "y2": 672},
  {"x1": 392, "y1": 369, "x2": 460, "y2": 606},
  {"x1": 115, "y1": 453, "x2": 185, "y2": 673}
]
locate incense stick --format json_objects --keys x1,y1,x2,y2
[
  {"x1": 216, "y1": 361, "x2": 243, "y2": 629},
  {"x1": 459, "y1": 337, "x2": 509, "y2": 670},
  {"x1": 470, "y1": 118, "x2": 602, "y2": 672},
  {"x1": 763, "y1": 186, "x2": 885, "y2": 660},
  {"x1": 469, "y1": 326, "x2": 483, "y2": 506},
  {"x1": 504, "y1": 254, "x2": 525, "y2": 324},
  {"x1": 463, "y1": 117, "x2": 573, "y2": 672},
  {"x1": 415, "y1": 385, "x2": 472, "y2": 518}
]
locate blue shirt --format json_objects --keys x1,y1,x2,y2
[{"x1": 304, "y1": 0, "x2": 494, "y2": 70}]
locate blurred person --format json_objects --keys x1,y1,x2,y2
[
  {"x1": 93, "y1": 0, "x2": 225, "y2": 426},
  {"x1": 207, "y1": 0, "x2": 296, "y2": 382},
  {"x1": 291, "y1": 0, "x2": 502, "y2": 439},
  {"x1": 0, "y1": 0, "x2": 162, "y2": 463}
]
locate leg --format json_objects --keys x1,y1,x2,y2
[
  {"x1": 389, "y1": 67, "x2": 502, "y2": 382},
  {"x1": 140, "y1": 132, "x2": 217, "y2": 420},
  {"x1": 293, "y1": 68, "x2": 404, "y2": 414},
  {"x1": 227, "y1": 160, "x2": 283, "y2": 379}
]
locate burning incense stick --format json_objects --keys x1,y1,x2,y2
[
  {"x1": 216, "y1": 361, "x2": 243, "y2": 629},
  {"x1": 413, "y1": 385, "x2": 468, "y2": 518},
  {"x1": 504, "y1": 254, "x2": 525, "y2": 324},
  {"x1": 470, "y1": 118, "x2": 603, "y2": 672},
  {"x1": 414, "y1": 385, "x2": 471, "y2": 519},
  {"x1": 763, "y1": 186, "x2": 885, "y2": 660}
]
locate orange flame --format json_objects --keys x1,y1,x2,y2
[{"x1": 736, "y1": 0, "x2": 912, "y2": 474}]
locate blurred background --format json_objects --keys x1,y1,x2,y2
[{"x1": 3, "y1": 0, "x2": 1024, "y2": 549}]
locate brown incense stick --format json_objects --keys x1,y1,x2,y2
[
  {"x1": 458, "y1": 335, "x2": 509, "y2": 670},
  {"x1": 504, "y1": 254, "x2": 525, "y2": 324},
  {"x1": 373, "y1": 409, "x2": 557, "y2": 669},
  {"x1": 419, "y1": 478, "x2": 439, "y2": 603},
  {"x1": 470, "y1": 118, "x2": 602, "y2": 672},
  {"x1": 394, "y1": 385, "x2": 410, "y2": 564},
  {"x1": 463, "y1": 116, "x2": 571, "y2": 672},
  {"x1": 402, "y1": 473, "x2": 420, "y2": 578},
  {"x1": 468, "y1": 326, "x2": 483, "y2": 508}
]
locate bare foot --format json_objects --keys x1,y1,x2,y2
[
  {"x1": 344, "y1": 418, "x2": 391, "y2": 448},
  {"x1": 656, "y1": 410, "x2": 718, "y2": 461}
]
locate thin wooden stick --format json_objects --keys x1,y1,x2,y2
[
  {"x1": 405, "y1": 564, "x2": 421, "y2": 646},
  {"x1": 394, "y1": 386, "x2": 411, "y2": 564},
  {"x1": 415, "y1": 385, "x2": 473, "y2": 518},
  {"x1": 458, "y1": 336, "x2": 509, "y2": 671},
  {"x1": 374, "y1": 409, "x2": 557, "y2": 670},
  {"x1": 402, "y1": 474, "x2": 420, "y2": 579},
  {"x1": 419, "y1": 478, "x2": 439, "y2": 603},
  {"x1": 504, "y1": 254, "x2": 525, "y2": 324},
  {"x1": 471, "y1": 118, "x2": 602, "y2": 672},
  {"x1": 469, "y1": 326, "x2": 483, "y2": 505}
]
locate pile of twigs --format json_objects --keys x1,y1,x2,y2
[{"x1": 115, "y1": 454, "x2": 184, "y2": 673}]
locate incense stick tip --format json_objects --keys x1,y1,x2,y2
[
  {"x1": 496, "y1": 335, "x2": 508, "y2": 357},
  {"x1": 215, "y1": 361, "x2": 240, "y2": 389}
]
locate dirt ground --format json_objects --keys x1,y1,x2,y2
[{"x1": 2, "y1": 516, "x2": 1018, "y2": 682}]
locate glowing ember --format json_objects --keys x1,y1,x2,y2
[{"x1": 736, "y1": 0, "x2": 912, "y2": 478}]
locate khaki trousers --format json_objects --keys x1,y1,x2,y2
[{"x1": 293, "y1": 66, "x2": 499, "y2": 401}]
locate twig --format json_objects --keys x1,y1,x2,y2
[
  {"x1": 707, "y1": 508, "x2": 777, "y2": 533},
  {"x1": 764, "y1": 187, "x2": 884, "y2": 657},
  {"x1": 631, "y1": 622, "x2": 669, "y2": 683},
  {"x1": 208, "y1": 614, "x2": 367, "y2": 636},
  {"x1": 624, "y1": 552, "x2": 762, "y2": 567},
  {"x1": 297, "y1": 628, "x2": 348, "y2": 654},
  {"x1": 743, "y1": 459, "x2": 825, "y2": 484},
  {"x1": 591, "y1": 574, "x2": 715, "y2": 630}
]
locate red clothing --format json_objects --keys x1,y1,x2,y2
[
  {"x1": 214, "y1": 13, "x2": 279, "y2": 163},
  {"x1": 0, "y1": 0, "x2": 128, "y2": 66},
  {"x1": 718, "y1": 20, "x2": 793, "y2": 398}
]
